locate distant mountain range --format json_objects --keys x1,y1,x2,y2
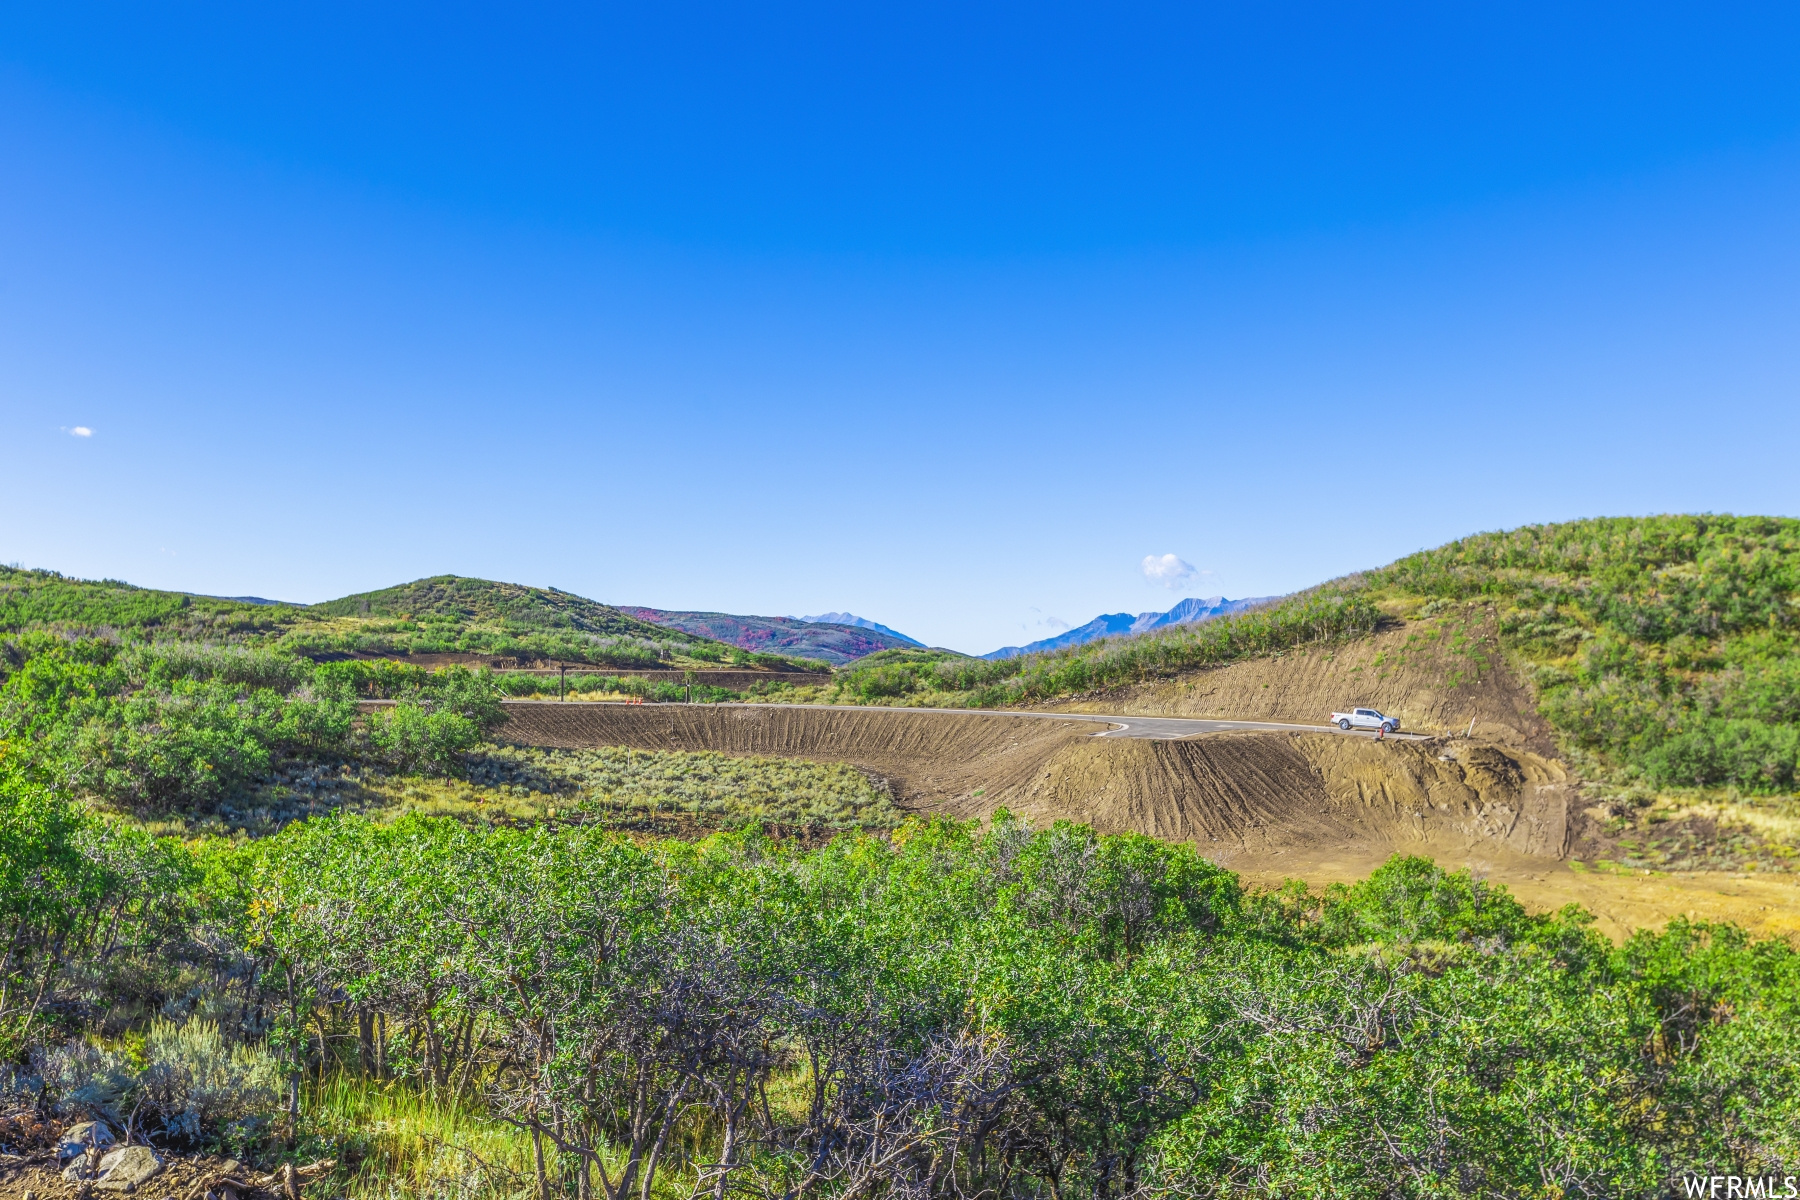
[
  {"x1": 620, "y1": 607, "x2": 923, "y2": 665},
  {"x1": 982, "y1": 595, "x2": 1275, "y2": 661},
  {"x1": 798, "y1": 613, "x2": 924, "y2": 647}
]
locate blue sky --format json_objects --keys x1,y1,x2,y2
[{"x1": 4, "y1": 3, "x2": 1800, "y2": 654}]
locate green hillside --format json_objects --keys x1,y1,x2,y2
[
  {"x1": 310, "y1": 574, "x2": 661, "y2": 633},
  {"x1": 290, "y1": 574, "x2": 715, "y2": 666},
  {"x1": 1367, "y1": 515, "x2": 1800, "y2": 792},
  {"x1": 830, "y1": 515, "x2": 1800, "y2": 794},
  {"x1": 0, "y1": 568, "x2": 824, "y2": 671},
  {"x1": 0, "y1": 566, "x2": 301, "y2": 640}
]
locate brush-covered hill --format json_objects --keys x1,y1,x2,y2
[
  {"x1": 0, "y1": 568, "x2": 821, "y2": 671},
  {"x1": 294, "y1": 575, "x2": 706, "y2": 666},
  {"x1": 297, "y1": 577, "x2": 828, "y2": 669},
  {"x1": 827, "y1": 515, "x2": 1800, "y2": 797},
  {"x1": 0, "y1": 565, "x2": 304, "y2": 641}
]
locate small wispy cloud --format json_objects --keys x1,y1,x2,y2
[
  {"x1": 1141, "y1": 553, "x2": 1201, "y2": 589},
  {"x1": 63, "y1": 426, "x2": 93, "y2": 438}
]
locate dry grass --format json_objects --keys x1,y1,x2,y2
[{"x1": 1576, "y1": 770, "x2": 1800, "y2": 874}]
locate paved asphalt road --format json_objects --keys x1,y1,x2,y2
[{"x1": 602, "y1": 701, "x2": 1432, "y2": 741}]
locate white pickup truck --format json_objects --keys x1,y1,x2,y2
[{"x1": 1331, "y1": 707, "x2": 1399, "y2": 734}]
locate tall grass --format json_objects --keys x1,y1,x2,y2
[
  {"x1": 308, "y1": 1074, "x2": 538, "y2": 1200},
  {"x1": 307, "y1": 1074, "x2": 716, "y2": 1200}
]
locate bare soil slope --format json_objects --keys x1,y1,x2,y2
[
  {"x1": 940, "y1": 732, "x2": 1570, "y2": 878},
  {"x1": 1045, "y1": 613, "x2": 1556, "y2": 752}
]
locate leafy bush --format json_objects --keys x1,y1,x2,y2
[
  {"x1": 0, "y1": 638, "x2": 509, "y2": 809},
  {"x1": 1641, "y1": 718, "x2": 1800, "y2": 790},
  {"x1": 368, "y1": 703, "x2": 479, "y2": 776},
  {"x1": 7, "y1": 773, "x2": 1800, "y2": 1193},
  {"x1": 0, "y1": 640, "x2": 354, "y2": 812},
  {"x1": 237, "y1": 814, "x2": 1800, "y2": 1195},
  {"x1": 122, "y1": 644, "x2": 313, "y2": 692}
]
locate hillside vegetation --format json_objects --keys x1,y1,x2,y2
[
  {"x1": 0, "y1": 567, "x2": 823, "y2": 671},
  {"x1": 0, "y1": 637, "x2": 506, "y2": 822},
  {"x1": 1367, "y1": 515, "x2": 1800, "y2": 793},
  {"x1": 0, "y1": 565, "x2": 297, "y2": 641},
  {"x1": 301, "y1": 575, "x2": 767, "y2": 667},
  {"x1": 823, "y1": 516, "x2": 1800, "y2": 796},
  {"x1": 5, "y1": 524, "x2": 1800, "y2": 1193},
  {"x1": 6, "y1": 776, "x2": 1798, "y2": 1195}
]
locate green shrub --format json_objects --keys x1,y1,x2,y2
[
  {"x1": 368, "y1": 704, "x2": 479, "y2": 777},
  {"x1": 1642, "y1": 719, "x2": 1800, "y2": 790}
]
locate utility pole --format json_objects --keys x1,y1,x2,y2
[{"x1": 559, "y1": 663, "x2": 566, "y2": 701}]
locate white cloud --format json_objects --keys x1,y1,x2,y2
[
  {"x1": 64, "y1": 426, "x2": 93, "y2": 438},
  {"x1": 1141, "y1": 553, "x2": 1200, "y2": 589}
]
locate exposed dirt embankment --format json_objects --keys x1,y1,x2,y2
[
  {"x1": 1045, "y1": 614, "x2": 1555, "y2": 752},
  {"x1": 947, "y1": 732, "x2": 1570, "y2": 876}
]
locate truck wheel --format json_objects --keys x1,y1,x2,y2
[
  {"x1": 1384, "y1": 722, "x2": 1397, "y2": 734},
  {"x1": 1338, "y1": 719, "x2": 1351, "y2": 730}
]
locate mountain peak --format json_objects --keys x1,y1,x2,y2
[
  {"x1": 983, "y1": 595, "x2": 1275, "y2": 660},
  {"x1": 799, "y1": 613, "x2": 925, "y2": 647}
]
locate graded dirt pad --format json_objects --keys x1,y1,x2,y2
[
  {"x1": 495, "y1": 702, "x2": 1800, "y2": 939},
  {"x1": 1044, "y1": 613, "x2": 1556, "y2": 752}
]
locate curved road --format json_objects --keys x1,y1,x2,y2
[{"x1": 505, "y1": 700, "x2": 1430, "y2": 741}]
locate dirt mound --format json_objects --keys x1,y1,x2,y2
[
  {"x1": 1045, "y1": 613, "x2": 1555, "y2": 752},
  {"x1": 942, "y1": 731, "x2": 1569, "y2": 875}
]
